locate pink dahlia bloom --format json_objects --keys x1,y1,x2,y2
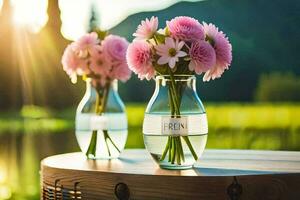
[
  {"x1": 111, "y1": 62, "x2": 132, "y2": 82},
  {"x1": 167, "y1": 16, "x2": 204, "y2": 42},
  {"x1": 89, "y1": 51, "x2": 111, "y2": 77},
  {"x1": 189, "y1": 40, "x2": 216, "y2": 75},
  {"x1": 203, "y1": 22, "x2": 232, "y2": 81},
  {"x1": 133, "y1": 16, "x2": 158, "y2": 40},
  {"x1": 126, "y1": 40, "x2": 155, "y2": 80},
  {"x1": 72, "y1": 32, "x2": 100, "y2": 58},
  {"x1": 61, "y1": 43, "x2": 89, "y2": 83},
  {"x1": 102, "y1": 35, "x2": 129, "y2": 61}
]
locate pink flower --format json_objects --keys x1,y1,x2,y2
[
  {"x1": 111, "y1": 62, "x2": 132, "y2": 82},
  {"x1": 133, "y1": 16, "x2": 159, "y2": 40},
  {"x1": 203, "y1": 22, "x2": 232, "y2": 81},
  {"x1": 102, "y1": 35, "x2": 129, "y2": 61},
  {"x1": 89, "y1": 51, "x2": 111, "y2": 77},
  {"x1": 155, "y1": 37, "x2": 187, "y2": 68},
  {"x1": 167, "y1": 16, "x2": 204, "y2": 42},
  {"x1": 189, "y1": 40, "x2": 216, "y2": 75},
  {"x1": 126, "y1": 40, "x2": 155, "y2": 80},
  {"x1": 72, "y1": 32, "x2": 100, "y2": 58},
  {"x1": 61, "y1": 43, "x2": 89, "y2": 83}
]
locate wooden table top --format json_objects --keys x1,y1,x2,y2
[{"x1": 41, "y1": 149, "x2": 300, "y2": 176}]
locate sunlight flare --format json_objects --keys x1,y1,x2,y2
[
  {"x1": 10, "y1": 0, "x2": 48, "y2": 33},
  {"x1": 0, "y1": 0, "x2": 3, "y2": 13}
]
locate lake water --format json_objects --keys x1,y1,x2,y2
[{"x1": 0, "y1": 132, "x2": 79, "y2": 200}]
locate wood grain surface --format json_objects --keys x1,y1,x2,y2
[{"x1": 41, "y1": 149, "x2": 300, "y2": 200}]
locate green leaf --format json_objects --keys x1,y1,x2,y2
[
  {"x1": 154, "y1": 33, "x2": 166, "y2": 44},
  {"x1": 90, "y1": 28, "x2": 109, "y2": 40}
]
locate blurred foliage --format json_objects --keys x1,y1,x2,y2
[
  {"x1": 126, "y1": 103, "x2": 300, "y2": 150},
  {"x1": 255, "y1": 73, "x2": 300, "y2": 102},
  {"x1": 1, "y1": 103, "x2": 299, "y2": 150},
  {"x1": 20, "y1": 105, "x2": 52, "y2": 118},
  {"x1": 0, "y1": 0, "x2": 300, "y2": 109},
  {"x1": 0, "y1": 106, "x2": 72, "y2": 134}
]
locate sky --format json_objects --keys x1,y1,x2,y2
[
  {"x1": 2, "y1": 0, "x2": 201, "y2": 40},
  {"x1": 59, "y1": 0, "x2": 202, "y2": 40}
]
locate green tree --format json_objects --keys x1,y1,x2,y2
[{"x1": 255, "y1": 73, "x2": 300, "y2": 102}]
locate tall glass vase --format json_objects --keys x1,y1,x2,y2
[
  {"x1": 75, "y1": 79, "x2": 127, "y2": 159},
  {"x1": 143, "y1": 75, "x2": 208, "y2": 169}
]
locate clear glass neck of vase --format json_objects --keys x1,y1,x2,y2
[
  {"x1": 146, "y1": 75, "x2": 205, "y2": 114},
  {"x1": 77, "y1": 78, "x2": 125, "y2": 114},
  {"x1": 85, "y1": 78, "x2": 118, "y2": 97},
  {"x1": 155, "y1": 75, "x2": 196, "y2": 92}
]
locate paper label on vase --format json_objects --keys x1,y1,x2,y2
[
  {"x1": 90, "y1": 115, "x2": 108, "y2": 130},
  {"x1": 76, "y1": 113, "x2": 128, "y2": 132},
  {"x1": 161, "y1": 116, "x2": 188, "y2": 136},
  {"x1": 143, "y1": 114, "x2": 208, "y2": 136}
]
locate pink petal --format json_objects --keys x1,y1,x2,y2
[
  {"x1": 158, "y1": 56, "x2": 170, "y2": 65},
  {"x1": 165, "y1": 37, "x2": 175, "y2": 48},
  {"x1": 155, "y1": 45, "x2": 169, "y2": 54},
  {"x1": 168, "y1": 57, "x2": 176, "y2": 68},
  {"x1": 189, "y1": 60, "x2": 196, "y2": 71},
  {"x1": 177, "y1": 41, "x2": 185, "y2": 50},
  {"x1": 177, "y1": 51, "x2": 187, "y2": 57}
]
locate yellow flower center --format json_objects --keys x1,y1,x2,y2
[{"x1": 168, "y1": 48, "x2": 177, "y2": 57}]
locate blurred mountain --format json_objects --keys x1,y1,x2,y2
[
  {"x1": 0, "y1": 0, "x2": 299, "y2": 109},
  {"x1": 111, "y1": 0, "x2": 300, "y2": 102}
]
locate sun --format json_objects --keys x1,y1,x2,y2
[{"x1": 10, "y1": 0, "x2": 48, "y2": 33}]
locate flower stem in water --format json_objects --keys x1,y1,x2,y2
[{"x1": 85, "y1": 82, "x2": 120, "y2": 158}]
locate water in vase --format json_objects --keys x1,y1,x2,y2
[
  {"x1": 144, "y1": 134, "x2": 207, "y2": 169},
  {"x1": 76, "y1": 113, "x2": 127, "y2": 159}
]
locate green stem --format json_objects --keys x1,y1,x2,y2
[
  {"x1": 104, "y1": 131, "x2": 121, "y2": 153},
  {"x1": 159, "y1": 70, "x2": 199, "y2": 165},
  {"x1": 104, "y1": 130, "x2": 111, "y2": 157},
  {"x1": 160, "y1": 137, "x2": 170, "y2": 161},
  {"x1": 175, "y1": 137, "x2": 181, "y2": 165},
  {"x1": 168, "y1": 137, "x2": 172, "y2": 162},
  {"x1": 171, "y1": 137, "x2": 176, "y2": 164},
  {"x1": 183, "y1": 136, "x2": 198, "y2": 161},
  {"x1": 85, "y1": 82, "x2": 119, "y2": 158},
  {"x1": 85, "y1": 130, "x2": 98, "y2": 157},
  {"x1": 177, "y1": 137, "x2": 185, "y2": 162},
  {"x1": 85, "y1": 90, "x2": 101, "y2": 158}
]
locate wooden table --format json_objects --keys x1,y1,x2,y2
[{"x1": 41, "y1": 149, "x2": 300, "y2": 200}]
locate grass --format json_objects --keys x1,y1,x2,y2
[
  {"x1": 0, "y1": 103, "x2": 300, "y2": 150},
  {"x1": 126, "y1": 103, "x2": 300, "y2": 150}
]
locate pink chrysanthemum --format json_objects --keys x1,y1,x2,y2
[
  {"x1": 189, "y1": 40, "x2": 216, "y2": 75},
  {"x1": 72, "y1": 32, "x2": 100, "y2": 58},
  {"x1": 133, "y1": 16, "x2": 158, "y2": 40},
  {"x1": 203, "y1": 22, "x2": 232, "y2": 81},
  {"x1": 102, "y1": 35, "x2": 129, "y2": 61},
  {"x1": 89, "y1": 52, "x2": 111, "y2": 77},
  {"x1": 61, "y1": 43, "x2": 89, "y2": 83},
  {"x1": 126, "y1": 40, "x2": 155, "y2": 80},
  {"x1": 111, "y1": 62, "x2": 132, "y2": 82},
  {"x1": 167, "y1": 16, "x2": 204, "y2": 42}
]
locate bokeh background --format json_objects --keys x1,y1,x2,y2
[{"x1": 0, "y1": 0, "x2": 299, "y2": 199}]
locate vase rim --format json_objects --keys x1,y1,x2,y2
[{"x1": 155, "y1": 74, "x2": 196, "y2": 81}]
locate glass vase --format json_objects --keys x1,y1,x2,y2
[
  {"x1": 143, "y1": 75, "x2": 208, "y2": 169},
  {"x1": 75, "y1": 79, "x2": 127, "y2": 159}
]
